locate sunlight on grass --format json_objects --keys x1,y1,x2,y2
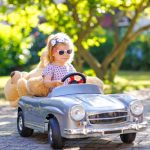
[
  {"x1": 84, "y1": 69, "x2": 96, "y2": 76},
  {"x1": 117, "y1": 71, "x2": 150, "y2": 81},
  {"x1": 105, "y1": 71, "x2": 150, "y2": 93},
  {"x1": 115, "y1": 71, "x2": 150, "y2": 88},
  {"x1": 0, "y1": 76, "x2": 9, "y2": 88},
  {"x1": 84, "y1": 70, "x2": 150, "y2": 94}
]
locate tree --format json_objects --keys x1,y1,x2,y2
[
  {"x1": 1, "y1": 0, "x2": 150, "y2": 81},
  {"x1": 100, "y1": 0, "x2": 150, "y2": 81}
]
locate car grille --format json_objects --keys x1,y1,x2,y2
[{"x1": 88, "y1": 111, "x2": 128, "y2": 124}]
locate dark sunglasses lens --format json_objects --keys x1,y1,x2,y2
[
  {"x1": 59, "y1": 50, "x2": 64, "y2": 55},
  {"x1": 67, "y1": 50, "x2": 72, "y2": 54}
]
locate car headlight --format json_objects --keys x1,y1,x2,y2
[
  {"x1": 70, "y1": 105, "x2": 85, "y2": 121},
  {"x1": 130, "y1": 101, "x2": 143, "y2": 116}
]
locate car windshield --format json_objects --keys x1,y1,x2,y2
[{"x1": 50, "y1": 84, "x2": 102, "y2": 97}]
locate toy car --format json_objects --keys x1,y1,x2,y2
[{"x1": 17, "y1": 72, "x2": 147, "y2": 149}]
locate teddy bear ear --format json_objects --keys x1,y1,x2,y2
[{"x1": 10, "y1": 71, "x2": 15, "y2": 78}]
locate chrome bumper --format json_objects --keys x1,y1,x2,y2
[{"x1": 64, "y1": 121, "x2": 147, "y2": 136}]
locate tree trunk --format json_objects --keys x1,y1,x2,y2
[
  {"x1": 99, "y1": 2, "x2": 145, "y2": 80},
  {"x1": 73, "y1": 51, "x2": 84, "y2": 72},
  {"x1": 109, "y1": 49, "x2": 126, "y2": 82},
  {"x1": 100, "y1": 24, "x2": 150, "y2": 81},
  {"x1": 99, "y1": 37, "x2": 130, "y2": 79},
  {"x1": 75, "y1": 41, "x2": 102, "y2": 78},
  {"x1": 79, "y1": 47, "x2": 102, "y2": 78}
]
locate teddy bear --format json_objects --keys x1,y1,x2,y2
[
  {"x1": 86, "y1": 76, "x2": 104, "y2": 91},
  {"x1": 4, "y1": 50, "x2": 104, "y2": 107},
  {"x1": 4, "y1": 71, "x2": 28, "y2": 107},
  {"x1": 4, "y1": 50, "x2": 49, "y2": 107}
]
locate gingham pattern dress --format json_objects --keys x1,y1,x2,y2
[{"x1": 42, "y1": 63, "x2": 76, "y2": 85}]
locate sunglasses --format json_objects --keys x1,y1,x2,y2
[{"x1": 58, "y1": 49, "x2": 72, "y2": 55}]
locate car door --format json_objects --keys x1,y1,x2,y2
[
  {"x1": 23, "y1": 98, "x2": 34, "y2": 124},
  {"x1": 23, "y1": 97, "x2": 43, "y2": 128}
]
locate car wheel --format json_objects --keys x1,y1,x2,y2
[
  {"x1": 48, "y1": 117, "x2": 65, "y2": 149},
  {"x1": 17, "y1": 111, "x2": 33, "y2": 137},
  {"x1": 120, "y1": 133, "x2": 136, "y2": 144}
]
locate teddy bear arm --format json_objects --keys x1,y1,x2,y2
[
  {"x1": 27, "y1": 76, "x2": 49, "y2": 97},
  {"x1": 43, "y1": 80, "x2": 63, "y2": 88},
  {"x1": 86, "y1": 76, "x2": 104, "y2": 91}
]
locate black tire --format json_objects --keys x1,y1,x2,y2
[
  {"x1": 120, "y1": 133, "x2": 136, "y2": 144},
  {"x1": 17, "y1": 111, "x2": 34, "y2": 137},
  {"x1": 48, "y1": 117, "x2": 65, "y2": 149}
]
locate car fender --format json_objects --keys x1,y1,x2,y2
[
  {"x1": 43, "y1": 106, "x2": 65, "y2": 131},
  {"x1": 43, "y1": 106, "x2": 64, "y2": 116},
  {"x1": 108, "y1": 93, "x2": 136, "y2": 106}
]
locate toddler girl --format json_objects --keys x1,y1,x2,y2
[{"x1": 42, "y1": 32, "x2": 76, "y2": 90}]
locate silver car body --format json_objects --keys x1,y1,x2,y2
[{"x1": 18, "y1": 84, "x2": 147, "y2": 139}]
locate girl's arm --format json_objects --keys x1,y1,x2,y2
[{"x1": 43, "y1": 75, "x2": 63, "y2": 88}]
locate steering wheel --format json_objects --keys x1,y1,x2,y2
[{"x1": 61, "y1": 72, "x2": 86, "y2": 84}]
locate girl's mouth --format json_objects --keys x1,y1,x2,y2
[{"x1": 62, "y1": 58, "x2": 69, "y2": 60}]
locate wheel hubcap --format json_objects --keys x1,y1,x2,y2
[
  {"x1": 49, "y1": 126, "x2": 53, "y2": 143},
  {"x1": 18, "y1": 116, "x2": 23, "y2": 131}
]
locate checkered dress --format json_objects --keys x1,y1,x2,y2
[{"x1": 42, "y1": 63, "x2": 76, "y2": 85}]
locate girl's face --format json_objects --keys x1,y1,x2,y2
[{"x1": 52, "y1": 44, "x2": 72, "y2": 65}]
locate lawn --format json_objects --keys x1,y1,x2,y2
[
  {"x1": 106, "y1": 71, "x2": 150, "y2": 93},
  {"x1": 0, "y1": 71, "x2": 150, "y2": 103},
  {"x1": 84, "y1": 70, "x2": 150, "y2": 93}
]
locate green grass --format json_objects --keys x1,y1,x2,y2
[
  {"x1": 117, "y1": 71, "x2": 150, "y2": 81},
  {"x1": 84, "y1": 69, "x2": 150, "y2": 93},
  {"x1": 0, "y1": 76, "x2": 10, "y2": 88},
  {"x1": 106, "y1": 71, "x2": 150, "y2": 93}
]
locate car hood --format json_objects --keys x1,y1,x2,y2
[
  {"x1": 74, "y1": 94, "x2": 126, "y2": 111},
  {"x1": 42, "y1": 94, "x2": 126, "y2": 112}
]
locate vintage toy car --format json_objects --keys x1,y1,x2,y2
[{"x1": 17, "y1": 73, "x2": 147, "y2": 149}]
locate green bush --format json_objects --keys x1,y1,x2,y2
[
  {"x1": 27, "y1": 29, "x2": 48, "y2": 66},
  {"x1": 90, "y1": 31, "x2": 150, "y2": 71},
  {"x1": 0, "y1": 24, "x2": 31, "y2": 75},
  {"x1": 121, "y1": 35, "x2": 150, "y2": 70},
  {"x1": 90, "y1": 31, "x2": 114, "y2": 62}
]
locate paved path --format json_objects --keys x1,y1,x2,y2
[{"x1": 0, "y1": 99, "x2": 150, "y2": 150}]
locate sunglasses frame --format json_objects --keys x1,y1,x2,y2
[{"x1": 58, "y1": 49, "x2": 72, "y2": 55}]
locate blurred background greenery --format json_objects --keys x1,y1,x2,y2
[{"x1": 0, "y1": 0, "x2": 150, "y2": 101}]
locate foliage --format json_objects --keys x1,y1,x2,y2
[
  {"x1": 0, "y1": 0, "x2": 150, "y2": 80},
  {"x1": 0, "y1": 4, "x2": 41, "y2": 75},
  {"x1": 121, "y1": 33, "x2": 150, "y2": 70},
  {"x1": 90, "y1": 31, "x2": 114, "y2": 62},
  {"x1": 27, "y1": 29, "x2": 48, "y2": 65},
  {"x1": 90, "y1": 31, "x2": 150, "y2": 71},
  {"x1": 0, "y1": 24, "x2": 31, "y2": 75},
  {"x1": 99, "y1": 0, "x2": 150, "y2": 81}
]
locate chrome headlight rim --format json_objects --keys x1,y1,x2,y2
[
  {"x1": 130, "y1": 100, "x2": 144, "y2": 116},
  {"x1": 70, "y1": 105, "x2": 85, "y2": 121}
]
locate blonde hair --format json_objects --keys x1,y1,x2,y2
[{"x1": 46, "y1": 32, "x2": 74, "y2": 64}]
